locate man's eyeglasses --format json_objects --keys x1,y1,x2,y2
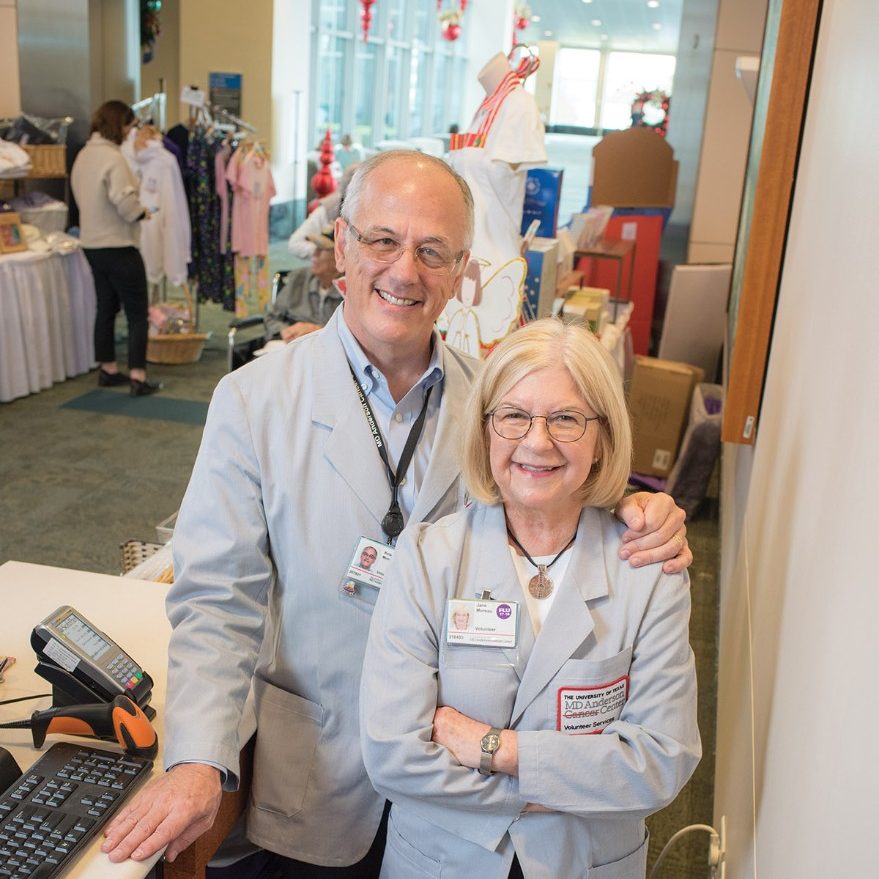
[
  {"x1": 345, "y1": 222, "x2": 464, "y2": 274},
  {"x1": 487, "y1": 406, "x2": 601, "y2": 443}
]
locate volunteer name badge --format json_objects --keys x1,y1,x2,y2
[
  {"x1": 446, "y1": 598, "x2": 518, "y2": 648},
  {"x1": 340, "y1": 537, "x2": 395, "y2": 597},
  {"x1": 557, "y1": 675, "x2": 629, "y2": 735}
]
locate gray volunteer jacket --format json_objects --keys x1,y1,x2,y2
[
  {"x1": 164, "y1": 308, "x2": 477, "y2": 866},
  {"x1": 361, "y1": 502, "x2": 701, "y2": 879}
]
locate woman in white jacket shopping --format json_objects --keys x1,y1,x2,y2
[{"x1": 71, "y1": 100, "x2": 161, "y2": 396}]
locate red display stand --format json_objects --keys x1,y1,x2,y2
[{"x1": 575, "y1": 213, "x2": 663, "y2": 355}]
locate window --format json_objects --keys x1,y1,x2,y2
[
  {"x1": 550, "y1": 48, "x2": 601, "y2": 128},
  {"x1": 354, "y1": 41, "x2": 377, "y2": 145},
  {"x1": 314, "y1": 33, "x2": 346, "y2": 143},
  {"x1": 600, "y1": 52, "x2": 676, "y2": 131},
  {"x1": 310, "y1": 0, "x2": 466, "y2": 149}
]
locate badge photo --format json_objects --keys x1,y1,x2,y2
[
  {"x1": 339, "y1": 536, "x2": 395, "y2": 599},
  {"x1": 446, "y1": 597, "x2": 518, "y2": 648}
]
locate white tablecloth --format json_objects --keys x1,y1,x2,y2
[{"x1": 0, "y1": 248, "x2": 96, "y2": 402}]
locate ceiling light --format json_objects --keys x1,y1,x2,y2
[
  {"x1": 652, "y1": 22, "x2": 662, "y2": 29},
  {"x1": 531, "y1": 15, "x2": 541, "y2": 22},
  {"x1": 647, "y1": 0, "x2": 660, "y2": 7},
  {"x1": 581, "y1": 0, "x2": 593, "y2": 4},
  {"x1": 543, "y1": 30, "x2": 553, "y2": 37},
  {"x1": 591, "y1": 19, "x2": 602, "y2": 26}
]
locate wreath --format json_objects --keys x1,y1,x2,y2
[
  {"x1": 140, "y1": 0, "x2": 162, "y2": 64},
  {"x1": 630, "y1": 89, "x2": 671, "y2": 137}
]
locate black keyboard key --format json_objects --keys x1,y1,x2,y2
[{"x1": 0, "y1": 743, "x2": 152, "y2": 879}]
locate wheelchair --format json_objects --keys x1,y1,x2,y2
[{"x1": 226, "y1": 270, "x2": 287, "y2": 371}]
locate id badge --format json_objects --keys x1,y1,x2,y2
[
  {"x1": 339, "y1": 536, "x2": 395, "y2": 598},
  {"x1": 445, "y1": 598, "x2": 518, "y2": 648}
]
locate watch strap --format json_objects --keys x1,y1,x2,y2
[{"x1": 478, "y1": 727, "x2": 502, "y2": 776}]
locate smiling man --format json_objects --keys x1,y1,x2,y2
[{"x1": 101, "y1": 151, "x2": 691, "y2": 879}]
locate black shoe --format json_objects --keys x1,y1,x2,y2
[
  {"x1": 98, "y1": 369, "x2": 130, "y2": 387},
  {"x1": 130, "y1": 378, "x2": 162, "y2": 397}
]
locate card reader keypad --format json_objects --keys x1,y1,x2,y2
[{"x1": 107, "y1": 653, "x2": 143, "y2": 691}]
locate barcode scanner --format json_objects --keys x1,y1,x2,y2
[{"x1": 0, "y1": 694, "x2": 158, "y2": 760}]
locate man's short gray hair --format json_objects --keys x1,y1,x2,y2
[{"x1": 340, "y1": 149, "x2": 475, "y2": 248}]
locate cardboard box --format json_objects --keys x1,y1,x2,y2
[
  {"x1": 561, "y1": 286, "x2": 610, "y2": 334},
  {"x1": 590, "y1": 127, "x2": 678, "y2": 209},
  {"x1": 523, "y1": 237, "x2": 559, "y2": 321},
  {"x1": 628, "y1": 356, "x2": 704, "y2": 476}
]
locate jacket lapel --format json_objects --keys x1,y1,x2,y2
[
  {"x1": 409, "y1": 344, "x2": 472, "y2": 526},
  {"x1": 510, "y1": 508, "x2": 610, "y2": 725},
  {"x1": 312, "y1": 312, "x2": 390, "y2": 531},
  {"x1": 464, "y1": 504, "x2": 534, "y2": 682}
]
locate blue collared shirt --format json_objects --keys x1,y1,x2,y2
[{"x1": 336, "y1": 306, "x2": 445, "y2": 527}]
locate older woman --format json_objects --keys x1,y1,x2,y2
[{"x1": 360, "y1": 318, "x2": 700, "y2": 879}]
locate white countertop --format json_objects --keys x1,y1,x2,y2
[{"x1": 0, "y1": 561, "x2": 170, "y2": 877}]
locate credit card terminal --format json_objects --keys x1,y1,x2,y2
[{"x1": 31, "y1": 606, "x2": 154, "y2": 717}]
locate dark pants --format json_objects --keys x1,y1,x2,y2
[
  {"x1": 206, "y1": 803, "x2": 390, "y2": 879},
  {"x1": 84, "y1": 246, "x2": 149, "y2": 370}
]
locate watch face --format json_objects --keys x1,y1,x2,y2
[{"x1": 482, "y1": 733, "x2": 500, "y2": 751}]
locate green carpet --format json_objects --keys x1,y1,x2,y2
[{"x1": 61, "y1": 389, "x2": 209, "y2": 425}]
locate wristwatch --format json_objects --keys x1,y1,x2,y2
[{"x1": 479, "y1": 727, "x2": 502, "y2": 776}]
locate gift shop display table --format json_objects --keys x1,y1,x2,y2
[{"x1": 0, "y1": 249, "x2": 96, "y2": 403}]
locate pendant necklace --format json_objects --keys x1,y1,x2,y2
[{"x1": 506, "y1": 524, "x2": 578, "y2": 600}]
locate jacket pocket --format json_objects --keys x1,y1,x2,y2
[
  {"x1": 586, "y1": 831, "x2": 648, "y2": 878},
  {"x1": 251, "y1": 679, "x2": 324, "y2": 818},
  {"x1": 382, "y1": 809, "x2": 442, "y2": 879},
  {"x1": 553, "y1": 648, "x2": 634, "y2": 734},
  {"x1": 559, "y1": 647, "x2": 633, "y2": 684}
]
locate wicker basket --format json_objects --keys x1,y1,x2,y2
[
  {"x1": 147, "y1": 332, "x2": 209, "y2": 364},
  {"x1": 21, "y1": 144, "x2": 67, "y2": 178},
  {"x1": 120, "y1": 539, "x2": 164, "y2": 575},
  {"x1": 146, "y1": 283, "x2": 209, "y2": 364}
]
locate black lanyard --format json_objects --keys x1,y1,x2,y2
[{"x1": 349, "y1": 367, "x2": 433, "y2": 543}]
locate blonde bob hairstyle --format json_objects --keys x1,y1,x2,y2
[{"x1": 460, "y1": 318, "x2": 632, "y2": 510}]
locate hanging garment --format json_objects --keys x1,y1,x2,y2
[
  {"x1": 186, "y1": 127, "x2": 223, "y2": 303},
  {"x1": 233, "y1": 254, "x2": 270, "y2": 318},
  {"x1": 442, "y1": 73, "x2": 547, "y2": 354},
  {"x1": 226, "y1": 145, "x2": 276, "y2": 258},
  {"x1": 123, "y1": 133, "x2": 191, "y2": 285},
  {"x1": 214, "y1": 141, "x2": 236, "y2": 311}
]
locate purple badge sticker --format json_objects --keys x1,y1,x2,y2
[{"x1": 496, "y1": 603, "x2": 512, "y2": 620}]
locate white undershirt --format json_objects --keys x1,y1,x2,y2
[{"x1": 509, "y1": 547, "x2": 574, "y2": 636}]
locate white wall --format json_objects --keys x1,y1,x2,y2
[
  {"x1": 0, "y1": 0, "x2": 21, "y2": 117},
  {"x1": 715, "y1": 0, "x2": 879, "y2": 875},
  {"x1": 271, "y1": 0, "x2": 311, "y2": 204},
  {"x1": 461, "y1": 0, "x2": 514, "y2": 127}
]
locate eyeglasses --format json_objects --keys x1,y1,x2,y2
[
  {"x1": 345, "y1": 222, "x2": 464, "y2": 274},
  {"x1": 488, "y1": 406, "x2": 601, "y2": 443}
]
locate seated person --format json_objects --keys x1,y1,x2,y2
[
  {"x1": 288, "y1": 164, "x2": 359, "y2": 259},
  {"x1": 360, "y1": 318, "x2": 700, "y2": 879},
  {"x1": 265, "y1": 225, "x2": 342, "y2": 342}
]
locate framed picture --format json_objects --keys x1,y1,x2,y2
[{"x1": 0, "y1": 212, "x2": 27, "y2": 255}]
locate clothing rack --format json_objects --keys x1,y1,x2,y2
[
  {"x1": 132, "y1": 92, "x2": 167, "y2": 131},
  {"x1": 203, "y1": 102, "x2": 256, "y2": 134}
]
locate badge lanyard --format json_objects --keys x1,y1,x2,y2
[{"x1": 349, "y1": 368, "x2": 433, "y2": 544}]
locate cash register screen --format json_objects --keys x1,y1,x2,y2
[{"x1": 56, "y1": 611, "x2": 112, "y2": 661}]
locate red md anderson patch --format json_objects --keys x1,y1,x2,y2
[{"x1": 557, "y1": 675, "x2": 629, "y2": 735}]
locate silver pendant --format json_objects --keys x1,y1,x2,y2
[{"x1": 528, "y1": 565, "x2": 554, "y2": 599}]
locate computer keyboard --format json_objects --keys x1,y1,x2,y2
[{"x1": 0, "y1": 741, "x2": 152, "y2": 878}]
